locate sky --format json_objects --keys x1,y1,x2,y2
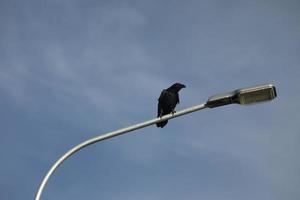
[{"x1": 0, "y1": 0, "x2": 300, "y2": 199}]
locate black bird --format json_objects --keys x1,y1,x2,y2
[{"x1": 156, "y1": 83, "x2": 186, "y2": 128}]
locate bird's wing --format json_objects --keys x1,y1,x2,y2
[
  {"x1": 157, "y1": 90, "x2": 167, "y2": 117},
  {"x1": 158, "y1": 89, "x2": 167, "y2": 102}
]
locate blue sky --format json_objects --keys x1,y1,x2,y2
[{"x1": 1, "y1": 0, "x2": 300, "y2": 199}]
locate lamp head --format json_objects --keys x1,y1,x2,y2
[{"x1": 206, "y1": 84, "x2": 277, "y2": 108}]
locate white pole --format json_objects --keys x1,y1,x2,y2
[{"x1": 35, "y1": 103, "x2": 207, "y2": 200}]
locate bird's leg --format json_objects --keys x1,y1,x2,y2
[
  {"x1": 159, "y1": 109, "x2": 163, "y2": 118},
  {"x1": 171, "y1": 109, "x2": 176, "y2": 115}
]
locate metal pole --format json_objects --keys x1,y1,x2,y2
[{"x1": 35, "y1": 103, "x2": 207, "y2": 200}]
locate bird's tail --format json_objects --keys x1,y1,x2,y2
[{"x1": 156, "y1": 120, "x2": 168, "y2": 128}]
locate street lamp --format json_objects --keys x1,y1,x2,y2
[{"x1": 35, "y1": 83, "x2": 277, "y2": 200}]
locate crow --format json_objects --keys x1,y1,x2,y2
[{"x1": 156, "y1": 83, "x2": 186, "y2": 128}]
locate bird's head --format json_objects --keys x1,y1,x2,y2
[{"x1": 168, "y1": 83, "x2": 186, "y2": 92}]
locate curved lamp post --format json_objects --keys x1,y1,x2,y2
[{"x1": 35, "y1": 84, "x2": 277, "y2": 200}]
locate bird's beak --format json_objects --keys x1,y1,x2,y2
[{"x1": 182, "y1": 84, "x2": 186, "y2": 88}]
